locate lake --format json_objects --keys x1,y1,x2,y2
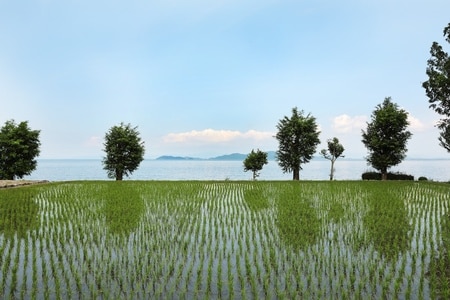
[{"x1": 24, "y1": 159, "x2": 450, "y2": 182}]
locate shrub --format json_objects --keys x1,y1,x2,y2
[
  {"x1": 362, "y1": 171, "x2": 414, "y2": 181},
  {"x1": 362, "y1": 172, "x2": 381, "y2": 180},
  {"x1": 418, "y1": 176, "x2": 428, "y2": 181},
  {"x1": 388, "y1": 172, "x2": 414, "y2": 181}
]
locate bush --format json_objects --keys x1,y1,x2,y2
[
  {"x1": 418, "y1": 176, "x2": 428, "y2": 181},
  {"x1": 362, "y1": 172, "x2": 414, "y2": 181},
  {"x1": 362, "y1": 172, "x2": 381, "y2": 180},
  {"x1": 388, "y1": 172, "x2": 414, "y2": 181}
]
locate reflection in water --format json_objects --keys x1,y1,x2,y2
[{"x1": 0, "y1": 187, "x2": 40, "y2": 238}]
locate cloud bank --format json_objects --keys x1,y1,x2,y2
[
  {"x1": 407, "y1": 114, "x2": 428, "y2": 132},
  {"x1": 332, "y1": 114, "x2": 367, "y2": 134},
  {"x1": 163, "y1": 129, "x2": 273, "y2": 143}
]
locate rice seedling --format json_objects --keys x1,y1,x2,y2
[{"x1": 0, "y1": 180, "x2": 449, "y2": 298}]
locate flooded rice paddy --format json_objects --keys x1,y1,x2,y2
[{"x1": 0, "y1": 181, "x2": 449, "y2": 299}]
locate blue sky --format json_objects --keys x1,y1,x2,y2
[{"x1": 1, "y1": 0, "x2": 449, "y2": 159}]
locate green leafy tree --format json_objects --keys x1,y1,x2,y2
[
  {"x1": 361, "y1": 97, "x2": 412, "y2": 180},
  {"x1": 320, "y1": 137, "x2": 345, "y2": 180},
  {"x1": 275, "y1": 107, "x2": 320, "y2": 180},
  {"x1": 102, "y1": 122, "x2": 145, "y2": 180},
  {"x1": 243, "y1": 149, "x2": 268, "y2": 180},
  {"x1": 0, "y1": 120, "x2": 41, "y2": 180},
  {"x1": 423, "y1": 23, "x2": 450, "y2": 152}
]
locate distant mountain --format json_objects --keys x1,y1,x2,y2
[
  {"x1": 209, "y1": 153, "x2": 247, "y2": 161},
  {"x1": 156, "y1": 155, "x2": 202, "y2": 161},
  {"x1": 156, "y1": 151, "x2": 278, "y2": 161},
  {"x1": 210, "y1": 151, "x2": 277, "y2": 161}
]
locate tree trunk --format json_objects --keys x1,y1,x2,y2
[
  {"x1": 252, "y1": 171, "x2": 257, "y2": 181},
  {"x1": 381, "y1": 168, "x2": 388, "y2": 181},
  {"x1": 116, "y1": 170, "x2": 123, "y2": 181},
  {"x1": 293, "y1": 168, "x2": 300, "y2": 180},
  {"x1": 330, "y1": 159, "x2": 335, "y2": 181}
]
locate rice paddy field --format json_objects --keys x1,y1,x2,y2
[{"x1": 0, "y1": 180, "x2": 449, "y2": 299}]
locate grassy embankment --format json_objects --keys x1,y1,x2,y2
[{"x1": 0, "y1": 180, "x2": 449, "y2": 299}]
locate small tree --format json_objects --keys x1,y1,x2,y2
[
  {"x1": 275, "y1": 107, "x2": 321, "y2": 180},
  {"x1": 0, "y1": 120, "x2": 41, "y2": 180},
  {"x1": 361, "y1": 97, "x2": 412, "y2": 180},
  {"x1": 320, "y1": 137, "x2": 345, "y2": 180},
  {"x1": 423, "y1": 23, "x2": 450, "y2": 152},
  {"x1": 102, "y1": 123, "x2": 145, "y2": 181},
  {"x1": 243, "y1": 149, "x2": 268, "y2": 180}
]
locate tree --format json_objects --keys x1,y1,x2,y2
[
  {"x1": 0, "y1": 120, "x2": 41, "y2": 180},
  {"x1": 102, "y1": 123, "x2": 145, "y2": 181},
  {"x1": 423, "y1": 23, "x2": 450, "y2": 152},
  {"x1": 361, "y1": 97, "x2": 412, "y2": 180},
  {"x1": 275, "y1": 107, "x2": 320, "y2": 180},
  {"x1": 243, "y1": 149, "x2": 268, "y2": 180},
  {"x1": 320, "y1": 137, "x2": 345, "y2": 180}
]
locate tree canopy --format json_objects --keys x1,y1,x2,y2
[
  {"x1": 0, "y1": 120, "x2": 41, "y2": 180},
  {"x1": 320, "y1": 137, "x2": 345, "y2": 180},
  {"x1": 275, "y1": 107, "x2": 320, "y2": 180},
  {"x1": 423, "y1": 23, "x2": 450, "y2": 152},
  {"x1": 102, "y1": 123, "x2": 145, "y2": 181},
  {"x1": 243, "y1": 149, "x2": 268, "y2": 180},
  {"x1": 361, "y1": 97, "x2": 412, "y2": 180}
]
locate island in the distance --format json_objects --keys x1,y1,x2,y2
[
  {"x1": 155, "y1": 155, "x2": 201, "y2": 161},
  {"x1": 155, "y1": 151, "x2": 277, "y2": 161}
]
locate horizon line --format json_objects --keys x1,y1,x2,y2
[{"x1": 36, "y1": 156, "x2": 450, "y2": 161}]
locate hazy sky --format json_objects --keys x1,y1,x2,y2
[{"x1": 1, "y1": 0, "x2": 450, "y2": 159}]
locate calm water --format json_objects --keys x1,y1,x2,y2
[{"x1": 24, "y1": 159, "x2": 450, "y2": 181}]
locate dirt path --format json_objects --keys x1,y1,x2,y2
[{"x1": 0, "y1": 180, "x2": 49, "y2": 188}]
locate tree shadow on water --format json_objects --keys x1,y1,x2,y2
[
  {"x1": 102, "y1": 183, "x2": 145, "y2": 237},
  {"x1": 0, "y1": 187, "x2": 40, "y2": 239}
]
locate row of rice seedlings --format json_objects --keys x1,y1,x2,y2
[
  {"x1": 0, "y1": 182, "x2": 391, "y2": 297},
  {"x1": 0, "y1": 180, "x2": 410, "y2": 298},
  {"x1": 419, "y1": 183, "x2": 450, "y2": 299},
  {"x1": 264, "y1": 181, "x2": 448, "y2": 299},
  {"x1": 152, "y1": 181, "x2": 283, "y2": 298},
  {"x1": 1, "y1": 181, "x2": 449, "y2": 298},
  {"x1": 14, "y1": 180, "x2": 244, "y2": 295}
]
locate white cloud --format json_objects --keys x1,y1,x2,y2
[
  {"x1": 163, "y1": 129, "x2": 273, "y2": 143},
  {"x1": 332, "y1": 113, "x2": 430, "y2": 135},
  {"x1": 332, "y1": 114, "x2": 367, "y2": 134},
  {"x1": 407, "y1": 114, "x2": 428, "y2": 132},
  {"x1": 84, "y1": 136, "x2": 102, "y2": 147}
]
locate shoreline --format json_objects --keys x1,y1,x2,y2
[{"x1": 0, "y1": 180, "x2": 49, "y2": 188}]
